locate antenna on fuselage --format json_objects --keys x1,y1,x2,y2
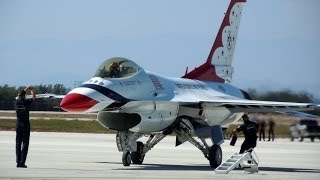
[{"x1": 185, "y1": 67, "x2": 189, "y2": 75}]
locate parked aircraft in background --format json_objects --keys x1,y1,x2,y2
[{"x1": 35, "y1": 0, "x2": 318, "y2": 168}]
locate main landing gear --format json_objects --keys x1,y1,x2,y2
[
  {"x1": 116, "y1": 119, "x2": 223, "y2": 168},
  {"x1": 174, "y1": 119, "x2": 223, "y2": 168},
  {"x1": 209, "y1": 145, "x2": 222, "y2": 168}
]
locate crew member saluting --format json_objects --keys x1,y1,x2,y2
[
  {"x1": 15, "y1": 85, "x2": 36, "y2": 168},
  {"x1": 232, "y1": 114, "x2": 259, "y2": 154}
]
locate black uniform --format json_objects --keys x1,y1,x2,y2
[
  {"x1": 268, "y1": 120, "x2": 275, "y2": 141},
  {"x1": 236, "y1": 120, "x2": 259, "y2": 154},
  {"x1": 259, "y1": 120, "x2": 266, "y2": 141},
  {"x1": 15, "y1": 98, "x2": 34, "y2": 166}
]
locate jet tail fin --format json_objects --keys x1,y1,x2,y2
[{"x1": 183, "y1": 0, "x2": 246, "y2": 82}]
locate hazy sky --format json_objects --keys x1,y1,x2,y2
[{"x1": 1, "y1": 0, "x2": 319, "y2": 98}]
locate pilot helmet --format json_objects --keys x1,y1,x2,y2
[{"x1": 110, "y1": 62, "x2": 120, "y2": 69}]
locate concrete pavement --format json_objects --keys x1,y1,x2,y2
[{"x1": 0, "y1": 131, "x2": 319, "y2": 179}]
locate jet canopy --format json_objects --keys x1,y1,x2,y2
[{"x1": 94, "y1": 57, "x2": 143, "y2": 78}]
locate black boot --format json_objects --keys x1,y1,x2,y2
[
  {"x1": 20, "y1": 164, "x2": 27, "y2": 168},
  {"x1": 17, "y1": 163, "x2": 27, "y2": 168}
]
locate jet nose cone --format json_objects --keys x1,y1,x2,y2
[{"x1": 60, "y1": 93, "x2": 98, "y2": 112}]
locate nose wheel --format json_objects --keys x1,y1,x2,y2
[
  {"x1": 122, "y1": 151, "x2": 131, "y2": 166},
  {"x1": 117, "y1": 132, "x2": 166, "y2": 167},
  {"x1": 131, "y1": 141, "x2": 145, "y2": 164},
  {"x1": 121, "y1": 141, "x2": 145, "y2": 166}
]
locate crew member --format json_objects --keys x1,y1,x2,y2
[
  {"x1": 233, "y1": 114, "x2": 259, "y2": 154},
  {"x1": 15, "y1": 86, "x2": 36, "y2": 168},
  {"x1": 268, "y1": 119, "x2": 275, "y2": 141},
  {"x1": 259, "y1": 120, "x2": 266, "y2": 141}
]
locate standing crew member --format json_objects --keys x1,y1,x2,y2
[
  {"x1": 259, "y1": 120, "x2": 266, "y2": 141},
  {"x1": 232, "y1": 114, "x2": 259, "y2": 154},
  {"x1": 15, "y1": 86, "x2": 36, "y2": 168},
  {"x1": 268, "y1": 119, "x2": 275, "y2": 141}
]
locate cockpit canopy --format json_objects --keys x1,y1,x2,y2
[{"x1": 94, "y1": 57, "x2": 142, "y2": 78}]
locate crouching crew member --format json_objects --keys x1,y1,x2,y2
[{"x1": 232, "y1": 114, "x2": 259, "y2": 154}]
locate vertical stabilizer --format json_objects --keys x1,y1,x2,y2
[{"x1": 183, "y1": 0, "x2": 246, "y2": 82}]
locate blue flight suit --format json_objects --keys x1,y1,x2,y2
[
  {"x1": 236, "y1": 120, "x2": 259, "y2": 154},
  {"x1": 15, "y1": 98, "x2": 34, "y2": 166}
]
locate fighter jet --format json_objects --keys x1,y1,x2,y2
[{"x1": 41, "y1": 0, "x2": 318, "y2": 168}]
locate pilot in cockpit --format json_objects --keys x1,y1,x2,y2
[
  {"x1": 95, "y1": 58, "x2": 141, "y2": 78},
  {"x1": 109, "y1": 62, "x2": 121, "y2": 78}
]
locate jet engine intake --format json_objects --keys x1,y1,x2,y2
[{"x1": 97, "y1": 111, "x2": 141, "y2": 131}]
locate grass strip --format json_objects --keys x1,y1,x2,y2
[
  {"x1": 0, "y1": 119, "x2": 113, "y2": 134},
  {"x1": 1, "y1": 119, "x2": 292, "y2": 137}
]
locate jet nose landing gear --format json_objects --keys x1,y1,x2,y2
[
  {"x1": 122, "y1": 151, "x2": 132, "y2": 166},
  {"x1": 121, "y1": 142, "x2": 145, "y2": 166},
  {"x1": 117, "y1": 131, "x2": 166, "y2": 167},
  {"x1": 131, "y1": 141, "x2": 145, "y2": 164}
]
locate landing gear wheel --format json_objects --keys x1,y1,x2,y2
[
  {"x1": 131, "y1": 141, "x2": 145, "y2": 164},
  {"x1": 209, "y1": 145, "x2": 222, "y2": 169},
  {"x1": 122, "y1": 151, "x2": 131, "y2": 166}
]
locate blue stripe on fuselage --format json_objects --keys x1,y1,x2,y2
[{"x1": 80, "y1": 84, "x2": 131, "y2": 102}]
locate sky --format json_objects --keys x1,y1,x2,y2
[{"x1": 1, "y1": 0, "x2": 320, "y2": 99}]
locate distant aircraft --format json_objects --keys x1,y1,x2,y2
[{"x1": 38, "y1": 0, "x2": 318, "y2": 168}]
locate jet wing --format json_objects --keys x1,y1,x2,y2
[
  {"x1": 199, "y1": 98, "x2": 319, "y2": 118},
  {"x1": 173, "y1": 93, "x2": 318, "y2": 117},
  {"x1": 25, "y1": 93, "x2": 65, "y2": 99}
]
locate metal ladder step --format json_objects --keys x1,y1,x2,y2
[
  {"x1": 226, "y1": 158, "x2": 238, "y2": 162},
  {"x1": 215, "y1": 152, "x2": 251, "y2": 174},
  {"x1": 221, "y1": 162, "x2": 234, "y2": 166},
  {"x1": 231, "y1": 155, "x2": 242, "y2": 159},
  {"x1": 216, "y1": 166, "x2": 229, "y2": 170}
]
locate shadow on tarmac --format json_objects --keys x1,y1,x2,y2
[
  {"x1": 94, "y1": 161, "x2": 212, "y2": 171},
  {"x1": 91, "y1": 162, "x2": 320, "y2": 173},
  {"x1": 259, "y1": 167, "x2": 320, "y2": 174}
]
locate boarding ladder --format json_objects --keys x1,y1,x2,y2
[{"x1": 215, "y1": 149, "x2": 259, "y2": 174}]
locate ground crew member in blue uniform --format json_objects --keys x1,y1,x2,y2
[
  {"x1": 232, "y1": 114, "x2": 259, "y2": 154},
  {"x1": 15, "y1": 86, "x2": 36, "y2": 168}
]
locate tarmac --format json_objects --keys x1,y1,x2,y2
[{"x1": 0, "y1": 131, "x2": 319, "y2": 180}]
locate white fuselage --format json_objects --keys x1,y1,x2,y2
[{"x1": 61, "y1": 69, "x2": 246, "y2": 132}]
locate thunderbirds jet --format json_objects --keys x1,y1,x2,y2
[{"x1": 40, "y1": 0, "x2": 318, "y2": 168}]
